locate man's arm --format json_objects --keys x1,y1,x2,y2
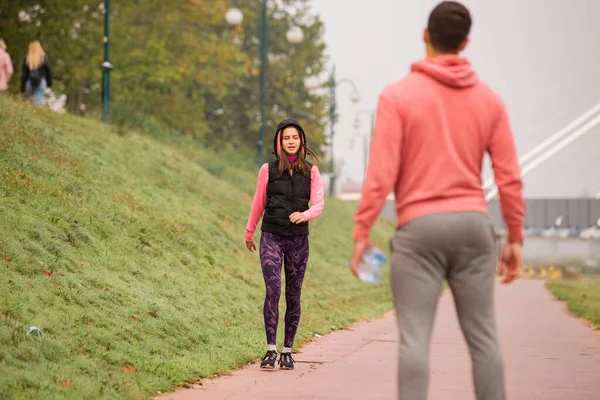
[
  {"x1": 353, "y1": 89, "x2": 404, "y2": 241},
  {"x1": 488, "y1": 100, "x2": 524, "y2": 243}
]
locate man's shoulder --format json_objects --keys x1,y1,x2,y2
[
  {"x1": 378, "y1": 72, "x2": 437, "y2": 99},
  {"x1": 379, "y1": 77, "x2": 411, "y2": 97},
  {"x1": 470, "y1": 80, "x2": 507, "y2": 114}
]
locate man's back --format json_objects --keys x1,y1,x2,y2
[{"x1": 354, "y1": 55, "x2": 524, "y2": 243}]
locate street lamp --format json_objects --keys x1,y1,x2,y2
[
  {"x1": 352, "y1": 108, "x2": 375, "y2": 178},
  {"x1": 225, "y1": 7, "x2": 244, "y2": 25},
  {"x1": 225, "y1": 2, "x2": 304, "y2": 168},
  {"x1": 328, "y1": 66, "x2": 360, "y2": 197},
  {"x1": 350, "y1": 132, "x2": 368, "y2": 180},
  {"x1": 353, "y1": 109, "x2": 375, "y2": 137},
  {"x1": 101, "y1": 0, "x2": 113, "y2": 123},
  {"x1": 286, "y1": 25, "x2": 304, "y2": 44}
]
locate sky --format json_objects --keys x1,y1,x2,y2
[{"x1": 308, "y1": 0, "x2": 600, "y2": 198}]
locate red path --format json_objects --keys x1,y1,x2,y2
[{"x1": 161, "y1": 280, "x2": 600, "y2": 400}]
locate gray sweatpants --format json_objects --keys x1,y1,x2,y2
[{"x1": 390, "y1": 212, "x2": 505, "y2": 400}]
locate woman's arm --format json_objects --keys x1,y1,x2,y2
[
  {"x1": 302, "y1": 165, "x2": 325, "y2": 221},
  {"x1": 20, "y1": 61, "x2": 28, "y2": 93},
  {"x1": 245, "y1": 163, "x2": 269, "y2": 242},
  {"x1": 44, "y1": 59, "x2": 52, "y2": 88}
]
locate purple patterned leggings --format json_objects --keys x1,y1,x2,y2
[{"x1": 260, "y1": 231, "x2": 310, "y2": 348}]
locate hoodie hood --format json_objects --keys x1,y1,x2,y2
[
  {"x1": 411, "y1": 55, "x2": 478, "y2": 88},
  {"x1": 273, "y1": 119, "x2": 307, "y2": 159}
]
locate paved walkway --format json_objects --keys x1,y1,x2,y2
[{"x1": 161, "y1": 280, "x2": 600, "y2": 400}]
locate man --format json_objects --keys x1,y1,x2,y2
[{"x1": 351, "y1": 2, "x2": 524, "y2": 399}]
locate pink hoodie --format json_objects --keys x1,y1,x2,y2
[
  {"x1": 354, "y1": 55, "x2": 524, "y2": 242},
  {"x1": 245, "y1": 129, "x2": 325, "y2": 242},
  {"x1": 0, "y1": 49, "x2": 13, "y2": 92}
]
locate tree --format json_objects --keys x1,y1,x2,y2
[
  {"x1": 0, "y1": 0, "x2": 330, "y2": 152},
  {"x1": 0, "y1": 1, "x2": 103, "y2": 109},
  {"x1": 204, "y1": 0, "x2": 330, "y2": 154}
]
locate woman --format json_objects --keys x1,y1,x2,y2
[
  {"x1": 245, "y1": 119, "x2": 325, "y2": 370},
  {"x1": 20, "y1": 40, "x2": 52, "y2": 105}
]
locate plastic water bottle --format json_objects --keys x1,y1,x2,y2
[{"x1": 350, "y1": 247, "x2": 387, "y2": 285}]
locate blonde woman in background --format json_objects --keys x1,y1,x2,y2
[
  {"x1": 0, "y1": 38, "x2": 14, "y2": 94},
  {"x1": 20, "y1": 40, "x2": 52, "y2": 105}
]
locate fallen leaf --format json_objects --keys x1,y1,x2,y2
[
  {"x1": 123, "y1": 361, "x2": 136, "y2": 374},
  {"x1": 61, "y1": 379, "x2": 74, "y2": 388},
  {"x1": 43, "y1": 270, "x2": 56, "y2": 278},
  {"x1": 189, "y1": 378, "x2": 203, "y2": 385}
]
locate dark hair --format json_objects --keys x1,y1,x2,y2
[
  {"x1": 277, "y1": 127, "x2": 319, "y2": 176},
  {"x1": 427, "y1": 1, "x2": 472, "y2": 53}
]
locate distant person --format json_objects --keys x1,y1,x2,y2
[
  {"x1": 245, "y1": 119, "x2": 325, "y2": 370},
  {"x1": 0, "y1": 38, "x2": 14, "y2": 94},
  {"x1": 351, "y1": 2, "x2": 524, "y2": 400},
  {"x1": 20, "y1": 40, "x2": 52, "y2": 105}
]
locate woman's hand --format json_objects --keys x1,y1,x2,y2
[
  {"x1": 289, "y1": 212, "x2": 307, "y2": 224},
  {"x1": 246, "y1": 240, "x2": 257, "y2": 252}
]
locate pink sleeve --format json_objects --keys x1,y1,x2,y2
[
  {"x1": 488, "y1": 100, "x2": 524, "y2": 242},
  {"x1": 6, "y1": 54, "x2": 13, "y2": 78},
  {"x1": 302, "y1": 166, "x2": 325, "y2": 221},
  {"x1": 245, "y1": 163, "x2": 269, "y2": 242},
  {"x1": 353, "y1": 89, "x2": 403, "y2": 241}
]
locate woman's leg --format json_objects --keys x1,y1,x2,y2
[
  {"x1": 259, "y1": 231, "x2": 284, "y2": 347},
  {"x1": 32, "y1": 79, "x2": 46, "y2": 105},
  {"x1": 25, "y1": 81, "x2": 33, "y2": 100},
  {"x1": 282, "y1": 235, "x2": 310, "y2": 349}
]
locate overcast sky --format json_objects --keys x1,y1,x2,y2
[{"x1": 308, "y1": 0, "x2": 600, "y2": 197}]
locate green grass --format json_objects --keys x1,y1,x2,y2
[
  {"x1": 0, "y1": 95, "x2": 395, "y2": 399},
  {"x1": 546, "y1": 280, "x2": 600, "y2": 331}
]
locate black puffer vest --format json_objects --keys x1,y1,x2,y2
[{"x1": 261, "y1": 160, "x2": 312, "y2": 236}]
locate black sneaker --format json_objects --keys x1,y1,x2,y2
[
  {"x1": 278, "y1": 352, "x2": 295, "y2": 370},
  {"x1": 260, "y1": 350, "x2": 277, "y2": 369}
]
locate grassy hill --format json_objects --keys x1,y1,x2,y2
[{"x1": 0, "y1": 96, "x2": 395, "y2": 399}]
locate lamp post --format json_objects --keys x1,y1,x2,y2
[
  {"x1": 353, "y1": 108, "x2": 375, "y2": 138},
  {"x1": 329, "y1": 66, "x2": 360, "y2": 197},
  {"x1": 226, "y1": 2, "x2": 304, "y2": 168},
  {"x1": 350, "y1": 132, "x2": 368, "y2": 180},
  {"x1": 352, "y1": 108, "x2": 375, "y2": 174},
  {"x1": 101, "y1": 0, "x2": 113, "y2": 123}
]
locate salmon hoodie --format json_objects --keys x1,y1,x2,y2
[{"x1": 353, "y1": 55, "x2": 524, "y2": 242}]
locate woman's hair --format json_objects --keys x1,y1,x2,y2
[
  {"x1": 26, "y1": 41, "x2": 45, "y2": 70},
  {"x1": 278, "y1": 127, "x2": 319, "y2": 176},
  {"x1": 0, "y1": 38, "x2": 6, "y2": 51}
]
